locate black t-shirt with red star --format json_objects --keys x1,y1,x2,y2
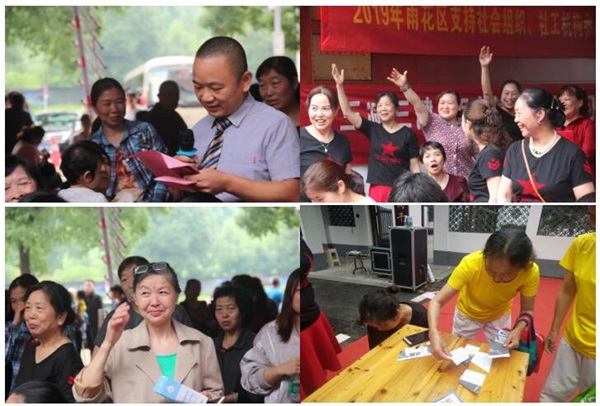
[
  {"x1": 300, "y1": 127, "x2": 353, "y2": 178},
  {"x1": 503, "y1": 137, "x2": 593, "y2": 202},
  {"x1": 358, "y1": 119, "x2": 419, "y2": 186},
  {"x1": 468, "y1": 146, "x2": 504, "y2": 202}
]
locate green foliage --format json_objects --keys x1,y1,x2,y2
[
  {"x1": 236, "y1": 207, "x2": 300, "y2": 238},
  {"x1": 130, "y1": 207, "x2": 299, "y2": 281},
  {"x1": 198, "y1": 7, "x2": 299, "y2": 55},
  {"x1": 5, "y1": 6, "x2": 297, "y2": 90},
  {"x1": 6, "y1": 7, "x2": 85, "y2": 75},
  {"x1": 4, "y1": 207, "x2": 151, "y2": 281}
]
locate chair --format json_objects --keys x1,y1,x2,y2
[{"x1": 324, "y1": 248, "x2": 341, "y2": 267}]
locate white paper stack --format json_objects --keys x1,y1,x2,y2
[{"x1": 458, "y1": 369, "x2": 486, "y2": 394}]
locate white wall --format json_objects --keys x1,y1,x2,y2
[
  {"x1": 300, "y1": 205, "x2": 374, "y2": 251},
  {"x1": 433, "y1": 205, "x2": 575, "y2": 261}
]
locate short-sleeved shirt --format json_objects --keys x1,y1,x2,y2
[
  {"x1": 502, "y1": 137, "x2": 593, "y2": 202},
  {"x1": 448, "y1": 251, "x2": 540, "y2": 322},
  {"x1": 468, "y1": 146, "x2": 504, "y2": 202},
  {"x1": 560, "y1": 232, "x2": 596, "y2": 359},
  {"x1": 358, "y1": 119, "x2": 419, "y2": 186},
  {"x1": 423, "y1": 113, "x2": 477, "y2": 178},
  {"x1": 443, "y1": 173, "x2": 469, "y2": 202},
  {"x1": 16, "y1": 342, "x2": 83, "y2": 403},
  {"x1": 300, "y1": 127, "x2": 352, "y2": 178},
  {"x1": 192, "y1": 95, "x2": 299, "y2": 202}
]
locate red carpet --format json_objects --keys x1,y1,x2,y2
[{"x1": 325, "y1": 277, "x2": 567, "y2": 402}]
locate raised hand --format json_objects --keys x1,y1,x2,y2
[
  {"x1": 387, "y1": 68, "x2": 408, "y2": 88},
  {"x1": 104, "y1": 302, "x2": 130, "y2": 349},
  {"x1": 331, "y1": 64, "x2": 344, "y2": 86},
  {"x1": 479, "y1": 46, "x2": 493, "y2": 68}
]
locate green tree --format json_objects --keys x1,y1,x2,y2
[
  {"x1": 235, "y1": 207, "x2": 299, "y2": 238},
  {"x1": 5, "y1": 207, "x2": 149, "y2": 277},
  {"x1": 198, "y1": 7, "x2": 299, "y2": 54}
]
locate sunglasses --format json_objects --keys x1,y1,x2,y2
[{"x1": 134, "y1": 262, "x2": 170, "y2": 276}]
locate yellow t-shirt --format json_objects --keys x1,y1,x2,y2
[
  {"x1": 561, "y1": 232, "x2": 596, "y2": 360},
  {"x1": 448, "y1": 250, "x2": 540, "y2": 322}
]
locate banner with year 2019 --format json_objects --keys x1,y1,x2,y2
[{"x1": 320, "y1": 6, "x2": 595, "y2": 58}]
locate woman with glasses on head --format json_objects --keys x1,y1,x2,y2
[
  {"x1": 73, "y1": 262, "x2": 223, "y2": 403},
  {"x1": 212, "y1": 285, "x2": 263, "y2": 403},
  {"x1": 240, "y1": 269, "x2": 300, "y2": 403}
]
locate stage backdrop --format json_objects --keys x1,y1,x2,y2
[
  {"x1": 300, "y1": 83, "x2": 596, "y2": 165},
  {"x1": 320, "y1": 6, "x2": 595, "y2": 58}
]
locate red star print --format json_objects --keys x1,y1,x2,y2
[
  {"x1": 325, "y1": 154, "x2": 334, "y2": 162},
  {"x1": 487, "y1": 158, "x2": 501, "y2": 171},
  {"x1": 517, "y1": 173, "x2": 546, "y2": 200},
  {"x1": 68, "y1": 375, "x2": 75, "y2": 386},
  {"x1": 583, "y1": 161, "x2": 592, "y2": 176},
  {"x1": 381, "y1": 141, "x2": 400, "y2": 157}
]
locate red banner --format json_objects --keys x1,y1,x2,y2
[
  {"x1": 300, "y1": 83, "x2": 596, "y2": 165},
  {"x1": 320, "y1": 6, "x2": 595, "y2": 58}
]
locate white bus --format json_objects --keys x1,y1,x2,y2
[{"x1": 122, "y1": 56, "x2": 205, "y2": 126}]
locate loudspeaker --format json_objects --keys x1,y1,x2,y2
[
  {"x1": 390, "y1": 227, "x2": 428, "y2": 291},
  {"x1": 369, "y1": 246, "x2": 392, "y2": 278}
]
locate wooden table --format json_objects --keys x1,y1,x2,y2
[{"x1": 304, "y1": 324, "x2": 529, "y2": 402}]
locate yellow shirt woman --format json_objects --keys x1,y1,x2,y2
[{"x1": 448, "y1": 250, "x2": 540, "y2": 322}]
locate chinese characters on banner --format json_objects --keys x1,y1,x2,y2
[{"x1": 320, "y1": 6, "x2": 595, "y2": 58}]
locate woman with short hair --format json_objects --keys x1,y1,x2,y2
[{"x1": 73, "y1": 262, "x2": 223, "y2": 403}]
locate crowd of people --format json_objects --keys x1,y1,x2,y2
[
  {"x1": 301, "y1": 46, "x2": 595, "y2": 203},
  {"x1": 308, "y1": 208, "x2": 595, "y2": 402},
  {"x1": 5, "y1": 257, "x2": 299, "y2": 403},
  {"x1": 5, "y1": 41, "x2": 595, "y2": 203}
]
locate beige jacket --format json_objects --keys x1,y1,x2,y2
[{"x1": 73, "y1": 319, "x2": 223, "y2": 403}]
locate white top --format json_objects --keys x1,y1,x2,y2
[{"x1": 58, "y1": 187, "x2": 108, "y2": 203}]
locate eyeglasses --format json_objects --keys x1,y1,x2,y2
[{"x1": 134, "y1": 262, "x2": 170, "y2": 276}]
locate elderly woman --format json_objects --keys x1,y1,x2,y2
[
  {"x1": 5, "y1": 155, "x2": 44, "y2": 202},
  {"x1": 498, "y1": 88, "x2": 594, "y2": 202},
  {"x1": 388, "y1": 68, "x2": 477, "y2": 179},
  {"x1": 14, "y1": 281, "x2": 83, "y2": 403},
  {"x1": 73, "y1": 262, "x2": 223, "y2": 403},
  {"x1": 332, "y1": 64, "x2": 420, "y2": 202},
  {"x1": 256, "y1": 56, "x2": 300, "y2": 127},
  {"x1": 240, "y1": 269, "x2": 301, "y2": 403}
]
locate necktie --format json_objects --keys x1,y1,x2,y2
[{"x1": 199, "y1": 117, "x2": 232, "y2": 169}]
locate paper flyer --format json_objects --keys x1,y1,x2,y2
[
  {"x1": 397, "y1": 344, "x2": 432, "y2": 361},
  {"x1": 488, "y1": 329, "x2": 510, "y2": 358},
  {"x1": 458, "y1": 369, "x2": 486, "y2": 394},
  {"x1": 434, "y1": 391, "x2": 463, "y2": 403}
]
